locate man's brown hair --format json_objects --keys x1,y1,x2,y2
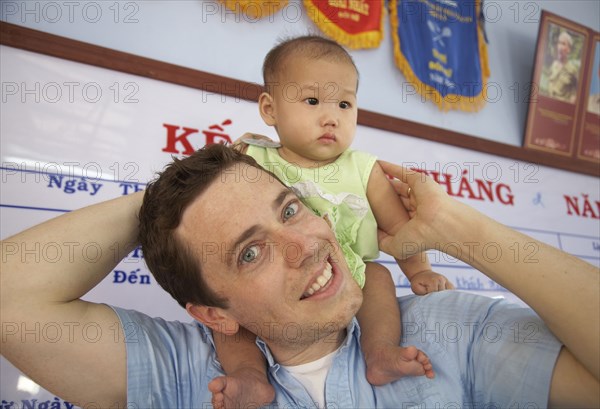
[{"x1": 138, "y1": 143, "x2": 266, "y2": 309}]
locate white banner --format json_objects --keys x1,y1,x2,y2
[{"x1": 1, "y1": 45, "x2": 599, "y2": 407}]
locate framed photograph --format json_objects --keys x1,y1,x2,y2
[
  {"x1": 524, "y1": 11, "x2": 590, "y2": 156},
  {"x1": 576, "y1": 35, "x2": 600, "y2": 162}
]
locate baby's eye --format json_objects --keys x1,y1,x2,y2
[
  {"x1": 305, "y1": 98, "x2": 319, "y2": 106},
  {"x1": 339, "y1": 101, "x2": 351, "y2": 109},
  {"x1": 240, "y1": 245, "x2": 260, "y2": 264},
  {"x1": 283, "y1": 201, "x2": 299, "y2": 221}
]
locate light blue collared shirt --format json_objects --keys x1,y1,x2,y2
[{"x1": 113, "y1": 291, "x2": 561, "y2": 408}]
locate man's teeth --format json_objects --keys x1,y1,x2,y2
[{"x1": 304, "y1": 262, "x2": 333, "y2": 297}]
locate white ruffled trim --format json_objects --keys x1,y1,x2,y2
[
  {"x1": 242, "y1": 138, "x2": 281, "y2": 148},
  {"x1": 290, "y1": 180, "x2": 368, "y2": 219}
]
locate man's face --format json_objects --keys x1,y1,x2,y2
[
  {"x1": 265, "y1": 55, "x2": 359, "y2": 168},
  {"x1": 178, "y1": 164, "x2": 363, "y2": 363}
]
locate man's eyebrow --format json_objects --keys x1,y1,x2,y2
[
  {"x1": 226, "y1": 188, "x2": 291, "y2": 267},
  {"x1": 273, "y1": 188, "x2": 291, "y2": 212},
  {"x1": 228, "y1": 224, "x2": 260, "y2": 267}
]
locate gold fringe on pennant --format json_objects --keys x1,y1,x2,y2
[
  {"x1": 303, "y1": 0, "x2": 384, "y2": 49},
  {"x1": 220, "y1": 0, "x2": 288, "y2": 19},
  {"x1": 390, "y1": 0, "x2": 490, "y2": 112}
]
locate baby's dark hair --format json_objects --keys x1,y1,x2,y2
[{"x1": 262, "y1": 35, "x2": 359, "y2": 91}]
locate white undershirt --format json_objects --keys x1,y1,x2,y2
[{"x1": 282, "y1": 349, "x2": 338, "y2": 408}]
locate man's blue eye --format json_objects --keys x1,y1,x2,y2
[
  {"x1": 241, "y1": 245, "x2": 259, "y2": 263},
  {"x1": 283, "y1": 202, "x2": 299, "y2": 220}
]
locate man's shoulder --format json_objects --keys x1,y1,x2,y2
[
  {"x1": 110, "y1": 306, "x2": 221, "y2": 405},
  {"x1": 110, "y1": 306, "x2": 213, "y2": 346}
]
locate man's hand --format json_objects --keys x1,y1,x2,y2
[{"x1": 376, "y1": 161, "x2": 450, "y2": 260}]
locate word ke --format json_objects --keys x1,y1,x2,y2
[{"x1": 163, "y1": 120, "x2": 233, "y2": 155}]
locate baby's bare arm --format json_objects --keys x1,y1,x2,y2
[{"x1": 367, "y1": 162, "x2": 451, "y2": 291}]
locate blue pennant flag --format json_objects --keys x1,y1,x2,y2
[{"x1": 390, "y1": 0, "x2": 490, "y2": 111}]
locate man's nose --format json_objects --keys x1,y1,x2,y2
[{"x1": 277, "y1": 227, "x2": 318, "y2": 268}]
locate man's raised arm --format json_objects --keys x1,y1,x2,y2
[
  {"x1": 1, "y1": 191, "x2": 143, "y2": 407},
  {"x1": 377, "y1": 161, "x2": 599, "y2": 402},
  {"x1": 378, "y1": 162, "x2": 599, "y2": 380}
]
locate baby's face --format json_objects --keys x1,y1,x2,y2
[{"x1": 267, "y1": 55, "x2": 358, "y2": 168}]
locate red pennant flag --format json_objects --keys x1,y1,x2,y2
[{"x1": 304, "y1": 0, "x2": 384, "y2": 49}]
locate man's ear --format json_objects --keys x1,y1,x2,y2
[
  {"x1": 258, "y1": 92, "x2": 277, "y2": 126},
  {"x1": 186, "y1": 303, "x2": 239, "y2": 335}
]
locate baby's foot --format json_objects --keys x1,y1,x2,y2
[
  {"x1": 208, "y1": 367, "x2": 275, "y2": 409},
  {"x1": 365, "y1": 343, "x2": 434, "y2": 386}
]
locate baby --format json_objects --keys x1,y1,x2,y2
[{"x1": 210, "y1": 35, "x2": 454, "y2": 408}]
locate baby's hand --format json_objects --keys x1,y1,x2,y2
[{"x1": 409, "y1": 270, "x2": 454, "y2": 295}]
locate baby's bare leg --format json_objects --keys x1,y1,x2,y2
[
  {"x1": 357, "y1": 262, "x2": 434, "y2": 385},
  {"x1": 211, "y1": 327, "x2": 275, "y2": 408}
]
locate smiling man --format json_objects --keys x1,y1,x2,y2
[
  {"x1": 175, "y1": 159, "x2": 363, "y2": 363},
  {"x1": 1, "y1": 144, "x2": 598, "y2": 408}
]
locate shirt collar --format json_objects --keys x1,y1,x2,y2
[{"x1": 255, "y1": 318, "x2": 361, "y2": 369}]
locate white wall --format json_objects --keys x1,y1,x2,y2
[
  {"x1": 1, "y1": 3, "x2": 599, "y2": 406},
  {"x1": 1, "y1": 0, "x2": 599, "y2": 147}
]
